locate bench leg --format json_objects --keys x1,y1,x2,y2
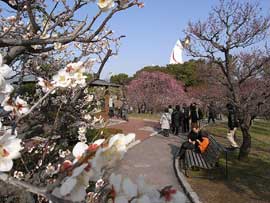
[{"x1": 183, "y1": 158, "x2": 189, "y2": 177}]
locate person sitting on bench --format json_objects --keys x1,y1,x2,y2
[{"x1": 178, "y1": 124, "x2": 209, "y2": 159}]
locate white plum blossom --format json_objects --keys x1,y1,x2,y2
[
  {"x1": 13, "y1": 171, "x2": 24, "y2": 180},
  {"x1": 91, "y1": 115, "x2": 104, "y2": 125},
  {"x1": 85, "y1": 94, "x2": 94, "y2": 102},
  {"x1": 0, "y1": 75, "x2": 6, "y2": 92},
  {"x1": 65, "y1": 62, "x2": 84, "y2": 73},
  {"x1": 53, "y1": 134, "x2": 135, "y2": 201},
  {"x1": 51, "y1": 61, "x2": 88, "y2": 89},
  {"x1": 136, "y1": 195, "x2": 151, "y2": 203},
  {"x1": 72, "y1": 142, "x2": 88, "y2": 161},
  {"x1": 0, "y1": 129, "x2": 23, "y2": 172},
  {"x1": 0, "y1": 54, "x2": 13, "y2": 101},
  {"x1": 46, "y1": 163, "x2": 57, "y2": 176},
  {"x1": 108, "y1": 173, "x2": 186, "y2": 203},
  {"x1": 84, "y1": 114, "x2": 92, "y2": 121},
  {"x1": 54, "y1": 163, "x2": 89, "y2": 202},
  {"x1": 53, "y1": 42, "x2": 63, "y2": 50},
  {"x1": 78, "y1": 126, "x2": 87, "y2": 136},
  {"x1": 92, "y1": 134, "x2": 135, "y2": 172},
  {"x1": 54, "y1": 138, "x2": 106, "y2": 201},
  {"x1": 58, "y1": 149, "x2": 71, "y2": 158},
  {"x1": 166, "y1": 191, "x2": 187, "y2": 203},
  {"x1": 15, "y1": 97, "x2": 29, "y2": 115},
  {"x1": 109, "y1": 174, "x2": 142, "y2": 203},
  {"x1": 72, "y1": 71, "x2": 87, "y2": 87},
  {"x1": 136, "y1": 176, "x2": 160, "y2": 200},
  {"x1": 2, "y1": 96, "x2": 29, "y2": 116},
  {"x1": 78, "y1": 134, "x2": 87, "y2": 143},
  {"x1": 0, "y1": 83, "x2": 13, "y2": 95},
  {"x1": 52, "y1": 69, "x2": 72, "y2": 88},
  {"x1": 37, "y1": 77, "x2": 55, "y2": 93},
  {"x1": 8, "y1": 0, "x2": 16, "y2": 6},
  {"x1": 97, "y1": 0, "x2": 115, "y2": 12}
]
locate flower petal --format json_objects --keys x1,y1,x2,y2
[
  {"x1": 0, "y1": 54, "x2": 2, "y2": 66},
  {"x1": 115, "y1": 196, "x2": 128, "y2": 203},
  {"x1": 124, "y1": 133, "x2": 136, "y2": 145},
  {"x1": 69, "y1": 184, "x2": 87, "y2": 202},
  {"x1": 60, "y1": 177, "x2": 77, "y2": 196},
  {"x1": 109, "y1": 173, "x2": 122, "y2": 193},
  {"x1": 72, "y1": 163, "x2": 87, "y2": 177},
  {"x1": 0, "y1": 64, "x2": 12, "y2": 77},
  {"x1": 93, "y1": 139, "x2": 105, "y2": 146},
  {"x1": 137, "y1": 195, "x2": 151, "y2": 203},
  {"x1": 72, "y1": 142, "x2": 88, "y2": 158},
  {"x1": 122, "y1": 177, "x2": 137, "y2": 198},
  {"x1": 4, "y1": 138, "x2": 22, "y2": 159},
  {"x1": 171, "y1": 191, "x2": 187, "y2": 203},
  {"x1": 0, "y1": 158, "x2": 13, "y2": 171}
]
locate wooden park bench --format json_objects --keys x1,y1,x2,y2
[{"x1": 174, "y1": 135, "x2": 228, "y2": 178}]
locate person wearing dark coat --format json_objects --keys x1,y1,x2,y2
[
  {"x1": 190, "y1": 103, "x2": 203, "y2": 127},
  {"x1": 171, "y1": 105, "x2": 182, "y2": 136},
  {"x1": 182, "y1": 103, "x2": 190, "y2": 133},
  {"x1": 226, "y1": 103, "x2": 239, "y2": 148},
  {"x1": 207, "y1": 102, "x2": 216, "y2": 124},
  {"x1": 178, "y1": 124, "x2": 208, "y2": 159}
]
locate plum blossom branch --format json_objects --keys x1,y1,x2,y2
[
  {"x1": 16, "y1": 87, "x2": 57, "y2": 123},
  {"x1": 0, "y1": 172, "x2": 46, "y2": 196}
]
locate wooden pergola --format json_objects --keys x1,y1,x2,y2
[{"x1": 90, "y1": 79, "x2": 121, "y2": 120}]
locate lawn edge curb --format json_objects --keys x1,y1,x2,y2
[{"x1": 173, "y1": 157, "x2": 202, "y2": 203}]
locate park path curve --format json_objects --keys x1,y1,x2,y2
[{"x1": 109, "y1": 118, "x2": 190, "y2": 203}]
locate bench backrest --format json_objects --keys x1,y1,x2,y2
[
  {"x1": 184, "y1": 134, "x2": 225, "y2": 169},
  {"x1": 201, "y1": 135, "x2": 225, "y2": 166}
]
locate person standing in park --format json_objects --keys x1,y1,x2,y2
[
  {"x1": 190, "y1": 102, "x2": 203, "y2": 128},
  {"x1": 182, "y1": 103, "x2": 190, "y2": 133},
  {"x1": 226, "y1": 103, "x2": 239, "y2": 148},
  {"x1": 108, "y1": 96, "x2": 114, "y2": 118},
  {"x1": 160, "y1": 108, "x2": 171, "y2": 137},
  {"x1": 207, "y1": 102, "x2": 216, "y2": 124},
  {"x1": 121, "y1": 100, "x2": 129, "y2": 121},
  {"x1": 171, "y1": 105, "x2": 182, "y2": 136},
  {"x1": 114, "y1": 97, "x2": 123, "y2": 118},
  {"x1": 168, "y1": 105, "x2": 174, "y2": 132}
]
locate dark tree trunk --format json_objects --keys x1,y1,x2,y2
[{"x1": 238, "y1": 117, "x2": 252, "y2": 160}]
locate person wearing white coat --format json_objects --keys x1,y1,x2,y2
[{"x1": 160, "y1": 108, "x2": 171, "y2": 137}]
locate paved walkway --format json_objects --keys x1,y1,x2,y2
[
  {"x1": 109, "y1": 118, "x2": 190, "y2": 202},
  {"x1": 108, "y1": 118, "x2": 160, "y2": 141}
]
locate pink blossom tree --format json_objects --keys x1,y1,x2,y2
[{"x1": 127, "y1": 71, "x2": 189, "y2": 112}]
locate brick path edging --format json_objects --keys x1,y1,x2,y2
[{"x1": 173, "y1": 158, "x2": 202, "y2": 203}]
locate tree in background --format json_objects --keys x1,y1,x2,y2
[
  {"x1": 127, "y1": 71, "x2": 189, "y2": 113},
  {"x1": 110, "y1": 73, "x2": 130, "y2": 85},
  {"x1": 185, "y1": 0, "x2": 270, "y2": 159},
  {"x1": 134, "y1": 60, "x2": 203, "y2": 88}
]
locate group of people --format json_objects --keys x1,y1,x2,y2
[
  {"x1": 160, "y1": 102, "x2": 203, "y2": 137},
  {"x1": 109, "y1": 96, "x2": 129, "y2": 121},
  {"x1": 160, "y1": 101, "x2": 241, "y2": 161}
]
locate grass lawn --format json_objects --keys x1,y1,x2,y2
[
  {"x1": 129, "y1": 113, "x2": 160, "y2": 121},
  {"x1": 187, "y1": 119, "x2": 270, "y2": 203}
]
